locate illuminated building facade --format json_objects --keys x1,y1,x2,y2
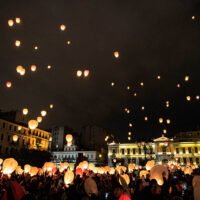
[
  {"x1": 108, "y1": 132, "x2": 200, "y2": 166},
  {"x1": 0, "y1": 118, "x2": 52, "y2": 157}
]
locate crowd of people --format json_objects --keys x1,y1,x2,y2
[{"x1": 0, "y1": 163, "x2": 199, "y2": 200}]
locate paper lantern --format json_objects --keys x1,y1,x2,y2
[
  {"x1": 16, "y1": 166, "x2": 23, "y2": 175},
  {"x1": 34, "y1": 46, "x2": 38, "y2": 50},
  {"x1": 41, "y1": 110, "x2": 47, "y2": 117},
  {"x1": 50, "y1": 104, "x2": 54, "y2": 109},
  {"x1": 83, "y1": 70, "x2": 90, "y2": 77},
  {"x1": 37, "y1": 116, "x2": 42, "y2": 123},
  {"x1": 76, "y1": 70, "x2": 82, "y2": 77},
  {"x1": 184, "y1": 167, "x2": 193, "y2": 175},
  {"x1": 43, "y1": 162, "x2": 56, "y2": 172},
  {"x1": 111, "y1": 82, "x2": 115, "y2": 86},
  {"x1": 15, "y1": 40, "x2": 21, "y2": 47},
  {"x1": 38, "y1": 168, "x2": 43, "y2": 175},
  {"x1": 97, "y1": 167, "x2": 105, "y2": 174},
  {"x1": 60, "y1": 24, "x2": 66, "y2": 31},
  {"x1": 16, "y1": 65, "x2": 24, "y2": 73},
  {"x1": 28, "y1": 120, "x2": 38, "y2": 130},
  {"x1": 166, "y1": 119, "x2": 171, "y2": 124},
  {"x1": 119, "y1": 174, "x2": 130, "y2": 186},
  {"x1": 29, "y1": 167, "x2": 39, "y2": 176},
  {"x1": 66, "y1": 134, "x2": 73, "y2": 143},
  {"x1": 22, "y1": 108, "x2": 28, "y2": 115},
  {"x1": 59, "y1": 162, "x2": 69, "y2": 173},
  {"x1": 47, "y1": 65, "x2": 51, "y2": 69},
  {"x1": 84, "y1": 178, "x2": 98, "y2": 196},
  {"x1": 12, "y1": 135, "x2": 18, "y2": 142},
  {"x1": 104, "y1": 166, "x2": 110, "y2": 173},
  {"x1": 19, "y1": 68, "x2": 26, "y2": 76},
  {"x1": 8, "y1": 19, "x2": 14, "y2": 27},
  {"x1": 0, "y1": 159, "x2": 3, "y2": 165},
  {"x1": 2, "y1": 158, "x2": 18, "y2": 175},
  {"x1": 140, "y1": 170, "x2": 149, "y2": 178},
  {"x1": 67, "y1": 40, "x2": 71, "y2": 45},
  {"x1": 150, "y1": 165, "x2": 168, "y2": 186},
  {"x1": 6, "y1": 81, "x2": 12, "y2": 88},
  {"x1": 128, "y1": 163, "x2": 135, "y2": 172},
  {"x1": 81, "y1": 161, "x2": 89, "y2": 170},
  {"x1": 76, "y1": 168, "x2": 83, "y2": 176},
  {"x1": 114, "y1": 51, "x2": 119, "y2": 58},
  {"x1": 88, "y1": 163, "x2": 95, "y2": 171},
  {"x1": 67, "y1": 141, "x2": 72, "y2": 146},
  {"x1": 64, "y1": 169, "x2": 74, "y2": 185},
  {"x1": 185, "y1": 75, "x2": 189, "y2": 82},
  {"x1": 24, "y1": 164, "x2": 31, "y2": 173},
  {"x1": 31, "y1": 65, "x2": 37, "y2": 72},
  {"x1": 159, "y1": 118, "x2": 163, "y2": 123},
  {"x1": 146, "y1": 160, "x2": 155, "y2": 171},
  {"x1": 15, "y1": 17, "x2": 21, "y2": 24},
  {"x1": 109, "y1": 167, "x2": 115, "y2": 175},
  {"x1": 186, "y1": 96, "x2": 191, "y2": 101}
]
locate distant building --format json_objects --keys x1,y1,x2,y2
[
  {"x1": 108, "y1": 132, "x2": 200, "y2": 166},
  {"x1": 0, "y1": 118, "x2": 52, "y2": 157}
]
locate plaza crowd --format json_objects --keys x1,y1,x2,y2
[{"x1": 0, "y1": 163, "x2": 199, "y2": 200}]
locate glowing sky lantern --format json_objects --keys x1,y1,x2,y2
[
  {"x1": 159, "y1": 117, "x2": 163, "y2": 123},
  {"x1": 196, "y1": 95, "x2": 200, "y2": 100},
  {"x1": 34, "y1": 46, "x2": 38, "y2": 50},
  {"x1": 41, "y1": 110, "x2": 47, "y2": 117},
  {"x1": 157, "y1": 75, "x2": 161, "y2": 80},
  {"x1": 113, "y1": 51, "x2": 119, "y2": 58},
  {"x1": 6, "y1": 81, "x2": 12, "y2": 88},
  {"x1": 129, "y1": 123, "x2": 133, "y2": 127},
  {"x1": 192, "y1": 16, "x2": 196, "y2": 20},
  {"x1": 15, "y1": 17, "x2": 21, "y2": 24},
  {"x1": 186, "y1": 96, "x2": 191, "y2": 101},
  {"x1": 15, "y1": 40, "x2": 21, "y2": 47},
  {"x1": 144, "y1": 116, "x2": 148, "y2": 121},
  {"x1": 31, "y1": 65, "x2": 37, "y2": 72},
  {"x1": 119, "y1": 174, "x2": 130, "y2": 186},
  {"x1": 76, "y1": 70, "x2": 82, "y2": 77},
  {"x1": 185, "y1": 75, "x2": 190, "y2": 82},
  {"x1": 2, "y1": 158, "x2": 18, "y2": 175},
  {"x1": 134, "y1": 92, "x2": 137, "y2": 97},
  {"x1": 128, "y1": 137, "x2": 131, "y2": 141},
  {"x1": 0, "y1": 159, "x2": 3, "y2": 165},
  {"x1": 16, "y1": 65, "x2": 24, "y2": 73},
  {"x1": 83, "y1": 70, "x2": 90, "y2": 77},
  {"x1": 126, "y1": 86, "x2": 130, "y2": 90},
  {"x1": 47, "y1": 65, "x2": 52, "y2": 69},
  {"x1": 8, "y1": 19, "x2": 14, "y2": 27},
  {"x1": 29, "y1": 166, "x2": 39, "y2": 176},
  {"x1": 28, "y1": 120, "x2": 39, "y2": 130},
  {"x1": 18, "y1": 126, "x2": 22, "y2": 131},
  {"x1": 177, "y1": 83, "x2": 181, "y2": 88},
  {"x1": 67, "y1": 40, "x2": 71, "y2": 45},
  {"x1": 22, "y1": 108, "x2": 28, "y2": 115},
  {"x1": 88, "y1": 163, "x2": 95, "y2": 171},
  {"x1": 141, "y1": 106, "x2": 145, "y2": 110},
  {"x1": 166, "y1": 119, "x2": 171, "y2": 124},
  {"x1": 64, "y1": 169, "x2": 74, "y2": 185},
  {"x1": 163, "y1": 129, "x2": 167, "y2": 134},
  {"x1": 140, "y1": 170, "x2": 149, "y2": 178},
  {"x1": 50, "y1": 104, "x2": 54, "y2": 109},
  {"x1": 66, "y1": 134, "x2": 73, "y2": 143},
  {"x1": 20, "y1": 68, "x2": 26, "y2": 76},
  {"x1": 49, "y1": 137, "x2": 52, "y2": 142},
  {"x1": 12, "y1": 135, "x2": 18, "y2": 142},
  {"x1": 111, "y1": 82, "x2": 115, "y2": 86},
  {"x1": 37, "y1": 116, "x2": 42, "y2": 123},
  {"x1": 128, "y1": 132, "x2": 131, "y2": 136},
  {"x1": 24, "y1": 164, "x2": 31, "y2": 173},
  {"x1": 140, "y1": 82, "x2": 144, "y2": 86},
  {"x1": 59, "y1": 162, "x2": 69, "y2": 173},
  {"x1": 146, "y1": 160, "x2": 155, "y2": 171},
  {"x1": 60, "y1": 24, "x2": 66, "y2": 31}
]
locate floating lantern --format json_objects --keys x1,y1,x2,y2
[
  {"x1": 22, "y1": 108, "x2": 28, "y2": 115},
  {"x1": 28, "y1": 120, "x2": 38, "y2": 130},
  {"x1": 12, "y1": 135, "x2": 18, "y2": 142},
  {"x1": 76, "y1": 70, "x2": 82, "y2": 77},
  {"x1": 15, "y1": 17, "x2": 21, "y2": 24},
  {"x1": 140, "y1": 82, "x2": 144, "y2": 86},
  {"x1": 83, "y1": 70, "x2": 90, "y2": 77},
  {"x1": 157, "y1": 75, "x2": 161, "y2": 80},
  {"x1": 114, "y1": 51, "x2": 119, "y2": 58},
  {"x1": 8, "y1": 19, "x2": 14, "y2": 27},
  {"x1": 111, "y1": 82, "x2": 115, "y2": 86},
  {"x1": 16, "y1": 166, "x2": 23, "y2": 175},
  {"x1": 185, "y1": 76, "x2": 190, "y2": 82},
  {"x1": 15, "y1": 40, "x2": 21, "y2": 47},
  {"x1": 43, "y1": 162, "x2": 56, "y2": 172},
  {"x1": 88, "y1": 163, "x2": 95, "y2": 171},
  {"x1": 31, "y1": 65, "x2": 37, "y2": 72},
  {"x1": 64, "y1": 169, "x2": 74, "y2": 185},
  {"x1": 186, "y1": 96, "x2": 191, "y2": 101},
  {"x1": 159, "y1": 118, "x2": 163, "y2": 123},
  {"x1": 166, "y1": 119, "x2": 171, "y2": 124},
  {"x1": 29, "y1": 167, "x2": 39, "y2": 176},
  {"x1": 37, "y1": 116, "x2": 42, "y2": 123},
  {"x1": 60, "y1": 24, "x2": 66, "y2": 31},
  {"x1": 109, "y1": 167, "x2": 115, "y2": 175},
  {"x1": 24, "y1": 164, "x2": 31, "y2": 173},
  {"x1": 2, "y1": 158, "x2": 18, "y2": 175},
  {"x1": 146, "y1": 160, "x2": 155, "y2": 171},
  {"x1": 47, "y1": 65, "x2": 51, "y2": 69},
  {"x1": 67, "y1": 40, "x2": 71, "y2": 45},
  {"x1": 0, "y1": 159, "x2": 3, "y2": 165},
  {"x1": 66, "y1": 134, "x2": 73, "y2": 143},
  {"x1": 34, "y1": 46, "x2": 38, "y2": 50},
  {"x1": 16, "y1": 65, "x2": 24, "y2": 73},
  {"x1": 128, "y1": 163, "x2": 135, "y2": 172},
  {"x1": 50, "y1": 104, "x2": 54, "y2": 109},
  {"x1": 49, "y1": 137, "x2": 52, "y2": 142},
  {"x1": 41, "y1": 110, "x2": 47, "y2": 117},
  {"x1": 76, "y1": 168, "x2": 83, "y2": 177},
  {"x1": 6, "y1": 81, "x2": 12, "y2": 88},
  {"x1": 119, "y1": 174, "x2": 130, "y2": 186}
]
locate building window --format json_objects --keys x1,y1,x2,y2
[
  {"x1": 138, "y1": 148, "x2": 141, "y2": 154},
  {"x1": 182, "y1": 148, "x2": 185, "y2": 154},
  {"x1": 194, "y1": 147, "x2": 198, "y2": 153},
  {"x1": 14, "y1": 126, "x2": 17, "y2": 131},
  {"x1": 112, "y1": 149, "x2": 116, "y2": 154},
  {"x1": 189, "y1": 157, "x2": 193, "y2": 163},
  {"x1": 7, "y1": 135, "x2": 10, "y2": 142},
  {"x1": 5, "y1": 147, "x2": 9, "y2": 154},
  {"x1": 183, "y1": 157, "x2": 187, "y2": 164},
  {"x1": 196, "y1": 157, "x2": 199, "y2": 164},
  {"x1": 121, "y1": 149, "x2": 125, "y2": 155},
  {"x1": 91, "y1": 154, "x2": 93, "y2": 159},
  {"x1": 132, "y1": 148, "x2": 136, "y2": 154},
  {"x1": 188, "y1": 147, "x2": 192, "y2": 153},
  {"x1": 176, "y1": 148, "x2": 179, "y2": 154},
  {"x1": 3, "y1": 123, "x2": 6, "y2": 129},
  {"x1": 127, "y1": 148, "x2": 130, "y2": 155},
  {"x1": 1, "y1": 134, "x2": 4, "y2": 141}
]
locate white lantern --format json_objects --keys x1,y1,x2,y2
[
  {"x1": 31, "y1": 65, "x2": 37, "y2": 72},
  {"x1": 15, "y1": 40, "x2": 21, "y2": 47},
  {"x1": 114, "y1": 51, "x2": 119, "y2": 58},
  {"x1": 15, "y1": 17, "x2": 21, "y2": 24},
  {"x1": 41, "y1": 110, "x2": 47, "y2": 117},
  {"x1": 66, "y1": 134, "x2": 73, "y2": 143},
  {"x1": 22, "y1": 108, "x2": 29, "y2": 115},
  {"x1": 12, "y1": 135, "x2": 18, "y2": 142},
  {"x1": 83, "y1": 70, "x2": 90, "y2": 77},
  {"x1": 28, "y1": 120, "x2": 38, "y2": 130},
  {"x1": 8, "y1": 19, "x2": 14, "y2": 27},
  {"x1": 37, "y1": 116, "x2": 42, "y2": 123},
  {"x1": 60, "y1": 24, "x2": 66, "y2": 31},
  {"x1": 76, "y1": 70, "x2": 82, "y2": 77},
  {"x1": 6, "y1": 81, "x2": 12, "y2": 88}
]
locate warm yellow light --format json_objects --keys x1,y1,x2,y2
[
  {"x1": 83, "y1": 70, "x2": 90, "y2": 77},
  {"x1": 66, "y1": 134, "x2": 73, "y2": 143},
  {"x1": 49, "y1": 137, "x2": 52, "y2": 142},
  {"x1": 196, "y1": 95, "x2": 200, "y2": 100},
  {"x1": 166, "y1": 119, "x2": 171, "y2": 124},
  {"x1": 34, "y1": 46, "x2": 38, "y2": 50},
  {"x1": 67, "y1": 40, "x2": 71, "y2": 45},
  {"x1": 18, "y1": 126, "x2": 22, "y2": 131},
  {"x1": 47, "y1": 65, "x2": 52, "y2": 69},
  {"x1": 15, "y1": 40, "x2": 21, "y2": 47},
  {"x1": 15, "y1": 17, "x2": 21, "y2": 24},
  {"x1": 8, "y1": 19, "x2": 14, "y2": 27},
  {"x1": 99, "y1": 154, "x2": 102, "y2": 158},
  {"x1": 129, "y1": 123, "x2": 133, "y2": 127},
  {"x1": 12, "y1": 135, "x2": 18, "y2": 142},
  {"x1": 126, "y1": 86, "x2": 130, "y2": 90},
  {"x1": 177, "y1": 83, "x2": 181, "y2": 88},
  {"x1": 192, "y1": 16, "x2": 196, "y2": 20},
  {"x1": 22, "y1": 108, "x2": 29, "y2": 115},
  {"x1": 134, "y1": 93, "x2": 137, "y2": 97},
  {"x1": 50, "y1": 104, "x2": 54, "y2": 109},
  {"x1": 157, "y1": 75, "x2": 161, "y2": 80},
  {"x1": 113, "y1": 51, "x2": 119, "y2": 58},
  {"x1": 186, "y1": 96, "x2": 191, "y2": 101},
  {"x1": 159, "y1": 118, "x2": 163, "y2": 123},
  {"x1": 111, "y1": 82, "x2": 115, "y2": 86},
  {"x1": 28, "y1": 120, "x2": 38, "y2": 130},
  {"x1": 76, "y1": 70, "x2": 82, "y2": 77},
  {"x1": 140, "y1": 82, "x2": 144, "y2": 86},
  {"x1": 144, "y1": 116, "x2": 148, "y2": 121},
  {"x1": 141, "y1": 106, "x2": 145, "y2": 110},
  {"x1": 41, "y1": 110, "x2": 47, "y2": 117},
  {"x1": 37, "y1": 116, "x2": 42, "y2": 123},
  {"x1": 60, "y1": 24, "x2": 66, "y2": 31},
  {"x1": 163, "y1": 129, "x2": 167, "y2": 134},
  {"x1": 185, "y1": 76, "x2": 190, "y2": 82},
  {"x1": 31, "y1": 65, "x2": 37, "y2": 72},
  {"x1": 128, "y1": 137, "x2": 131, "y2": 141},
  {"x1": 128, "y1": 132, "x2": 131, "y2": 135}
]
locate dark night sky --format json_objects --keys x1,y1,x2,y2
[{"x1": 0, "y1": 0, "x2": 199, "y2": 141}]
